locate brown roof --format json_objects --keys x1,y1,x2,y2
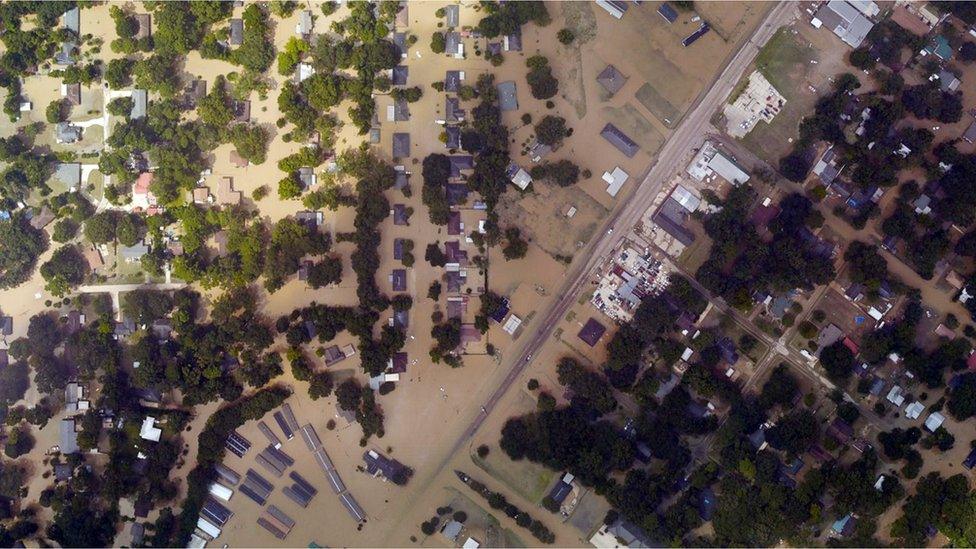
[
  {"x1": 217, "y1": 176, "x2": 241, "y2": 205},
  {"x1": 192, "y1": 186, "x2": 211, "y2": 204},
  {"x1": 134, "y1": 13, "x2": 151, "y2": 40},
  {"x1": 230, "y1": 149, "x2": 249, "y2": 168},
  {"x1": 82, "y1": 244, "x2": 103, "y2": 270},
  {"x1": 64, "y1": 83, "x2": 81, "y2": 106}
]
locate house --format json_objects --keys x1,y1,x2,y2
[
  {"x1": 502, "y1": 314, "x2": 522, "y2": 335},
  {"x1": 831, "y1": 513, "x2": 856, "y2": 537},
  {"x1": 445, "y1": 126, "x2": 460, "y2": 149},
  {"x1": 449, "y1": 155, "x2": 475, "y2": 177},
  {"x1": 233, "y1": 99, "x2": 250, "y2": 122},
  {"x1": 29, "y1": 206, "x2": 55, "y2": 230},
  {"x1": 596, "y1": 64, "x2": 627, "y2": 96},
  {"x1": 912, "y1": 194, "x2": 932, "y2": 215},
  {"x1": 887, "y1": 385, "x2": 906, "y2": 407},
  {"x1": 964, "y1": 447, "x2": 976, "y2": 469},
  {"x1": 134, "y1": 13, "x2": 151, "y2": 40},
  {"x1": 905, "y1": 401, "x2": 925, "y2": 420},
  {"x1": 120, "y1": 242, "x2": 149, "y2": 263},
  {"x1": 297, "y1": 62, "x2": 315, "y2": 82},
  {"x1": 230, "y1": 149, "x2": 249, "y2": 169},
  {"x1": 813, "y1": 0, "x2": 874, "y2": 48},
  {"x1": 602, "y1": 167, "x2": 629, "y2": 197},
  {"x1": 445, "y1": 70, "x2": 463, "y2": 92},
  {"x1": 192, "y1": 186, "x2": 211, "y2": 204},
  {"x1": 506, "y1": 163, "x2": 532, "y2": 190},
  {"x1": 392, "y1": 133, "x2": 410, "y2": 159},
  {"x1": 139, "y1": 416, "x2": 162, "y2": 442},
  {"x1": 115, "y1": 317, "x2": 136, "y2": 339},
  {"x1": 393, "y1": 32, "x2": 407, "y2": 57},
  {"x1": 889, "y1": 4, "x2": 933, "y2": 36},
  {"x1": 391, "y1": 269, "x2": 407, "y2": 292},
  {"x1": 393, "y1": 204, "x2": 409, "y2": 225},
  {"x1": 812, "y1": 146, "x2": 842, "y2": 185},
  {"x1": 652, "y1": 198, "x2": 695, "y2": 246},
  {"x1": 55, "y1": 42, "x2": 76, "y2": 66},
  {"x1": 184, "y1": 80, "x2": 207, "y2": 108},
  {"x1": 818, "y1": 324, "x2": 844, "y2": 348},
  {"x1": 0, "y1": 316, "x2": 12, "y2": 336},
  {"x1": 827, "y1": 417, "x2": 853, "y2": 444},
  {"x1": 296, "y1": 10, "x2": 313, "y2": 37},
  {"x1": 441, "y1": 520, "x2": 463, "y2": 542},
  {"x1": 392, "y1": 65, "x2": 408, "y2": 86},
  {"x1": 706, "y1": 149, "x2": 750, "y2": 185},
  {"x1": 589, "y1": 519, "x2": 655, "y2": 549},
  {"x1": 64, "y1": 6, "x2": 80, "y2": 34},
  {"x1": 924, "y1": 34, "x2": 953, "y2": 60},
  {"x1": 62, "y1": 82, "x2": 81, "y2": 106},
  {"x1": 131, "y1": 172, "x2": 157, "y2": 211},
  {"x1": 924, "y1": 411, "x2": 945, "y2": 432},
  {"x1": 578, "y1": 318, "x2": 607, "y2": 347},
  {"x1": 229, "y1": 19, "x2": 244, "y2": 46},
  {"x1": 937, "y1": 70, "x2": 960, "y2": 92},
  {"x1": 363, "y1": 449, "x2": 409, "y2": 483},
  {"x1": 217, "y1": 176, "x2": 241, "y2": 206},
  {"x1": 596, "y1": 0, "x2": 628, "y2": 19},
  {"x1": 964, "y1": 120, "x2": 976, "y2": 144},
  {"x1": 56, "y1": 122, "x2": 82, "y2": 144},
  {"x1": 658, "y1": 2, "x2": 678, "y2": 23},
  {"x1": 389, "y1": 98, "x2": 409, "y2": 122},
  {"x1": 445, "y1": 32, "x2": 462, "y2": 57},
  {"x1": 446, "y1": 97, "x2": 465, "y2": 122},
  {"x1": 55, "y1": 162, "x2": 81, "y2": 188},
  {"x1": 298, "y1": 167, "x2": 317, "y2": 189},
  {"x1": 131, "y1": 89, "x2": 147, "y2": 119},
  {"x1": 503, "y1": 31, "x2": 522, "y2": 52},
  {"x1": 600, "y1": 123, "x2": 639, "y2": 158},
  {"x1": 546, "y1": 473, "x2": 575, "y2": 506},
  {"x1": 60, "y1": 418, "x2": 79, "y2": 454},
  {"x1": 497, "y1": 81, "x2": 518, "y2": 112},
  {"x1": 444, "y1": 4, "x2": 460, "y2": 27}
]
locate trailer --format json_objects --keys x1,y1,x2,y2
[
  {"x1": 273, "y1": 411, "x2": 294, "y2": 440},
  {"x1": 196, "y1": 517, "x2": 221, "y2": 540},
  {"x1": 208, "y1": 482, "x2": 233, "y2": 502},
  {"x1": 258, "y1": 420, "x2": 282, "y2": 448},
  {"x1": 281, "y1": 403, "x2": 300, "y2": 432},
  {"x1": 300, "y1": 424, "x2": 322, "y2": 451},
  {"x1": 214, "y1": 464, "x2": 241, "y2": 486}
]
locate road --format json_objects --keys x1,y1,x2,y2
[{"x1": 440, "y1": 1, "x2": 800, "y2": 461}]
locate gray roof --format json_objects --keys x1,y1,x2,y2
[
  {"x1": 55, "y1": 162, "x2": 81, "y2": 187},
  {"x1": 298, "y1": 167, "x2": 315, "y2": 188},
  {"x1": 445, "y1": 32, "x2": 461, "y2": 55},
  {"x1": 297, "y1": 10, "x2": 313, "y2": 35},
  {"x1": 445, "y1": 70, "x2": 462, "y2": 92},
  {"x1": 964, "y1": 121, "x2": 976, "y2": 143},
  {"x1": 445, "y1": 126, "x2": 460, "y2": 148},
  {"x1": 392, "y1": 65, "x2": 408, "y2": 86},
  {"x1": 652, "y1": 198, "x2": 695, "y2": 246},
  {"x1": 446, "y1": 97, "x2": 464, "y2": 122},
  {"x1": 229, "y1": 19, "x2": 244, "y2": 46},
  {"x1": 444, "y1": 5, "x2": 460, "y2": 27},
  {"x1": 816, "y1": 0, "x2": 873, "y2": 48},
  {"x1": 505, "y1": 31, "x2": 522, "y2": 51},
  {"x1": 131, "y1": 89, "x2": 147, "y2": 119},
  {"x1": 600, "y1": 123, "x2": 639, "y2": 157},
  {"x1": 393, "y1": 133, "x2": 410, "y2": 158},
  {"x1": 370, "y1": 127, "x2": 381, "y2": 144},
  {"x1": 497, "y1": 81, "x2": 518, "y2": 112},
  {"x1": 119, "y1": 242, "x2": 149, "y2": 260},
  {"x1": 597, "y1": 65, "x2": 627, "y2": 96},
  {"x1": 63, "y1": 7, "x2": 80, "y2": 34},
  {"x1": 0, "y1": 316, "x2": 11, "y2": 336},
  {"x1": 394, "y1": 32, "x2": 407, "y2": 56},
  {"x1": 60, "y1": 418, "x2": 79, "y2": 454},
  {"x1": 56, "y1": 122, "x2": 82, "y2": 143},
  {"x1": 55, "y1": 42, "x2": 76, "y2": 66},
  {"x1": 393, "y1": 98, "x2": 409, "y2": 121}
]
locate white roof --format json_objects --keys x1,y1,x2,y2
[
  {"x1": 196, "y1": 517, "x2": 221, "y2": 540},
  {"x1": 510, "y1": 168, "x2": 532, "y2": 190},
  {"x1": 502, "y1": 314, "x2": 522, "y2": 335},
  {"x1": 671, "y1": 184, "x2": 701, "y2": 211},
  {"x1": 462, "y1": 538, "x2": 481, "y2": 549},
  {"x1": 383, "y1": 373, "x2": 400, "y2": 382},
  {"x1": 886, "y1": 386, "x2": 905, "y2": 407},
  {"x1": 846, "y1": 0, "x2": 879, "y2": 17},
  {"x1": 707, "y1": 150, "x2": 750, "y2": 185},
  {"x1": 602, "y1": 167, "x2": 629, "y2": 197},
  {"x1": 139, "y1": 416, "x2": 162, "y2": 442},
  {"x1": 874, "y1": 474, "x2": 885, "y2": 491},
  {"x1": 867, "y1": 307, "x2": 883, "y2": 320},
  {"x1": 905, "y1": 401, "x2": 925, "y2": 420},
  {"x1": 681, "y1": 347, "x2": 694, "y2": 361},
  {"x1": 298, "y1": 63, "x2": 314, "y2": 82},
  {"x1": 924, "y1": 411, "x2": 945, "y2": 432},
  {"x1": 208, "y1": 482, "x2": 233, "y2": 501},
  {"x1": 187, "y1": 533, "x2": 208, "y2": 549}
]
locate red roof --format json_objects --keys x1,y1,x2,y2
[
  {"x1": 134, "y1": 172, "x2": 154, "y2": 195},
  {"x1": 967, "y1": 352, "x2": 976, "y2": 371},
  {"x1": 842, "y1": 337, "x2": 859, "y2": 356}
]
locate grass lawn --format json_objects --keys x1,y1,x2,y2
[
  {"x1": 471, "y1": 447, "x2": 556, "y2": 505},
  {"x1": 754, "y1": 27, "x2": 816, "y2": 101}
]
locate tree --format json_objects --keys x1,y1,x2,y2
[
  {"x1": 198, "y1": 75, "x2": 235, "y2": 127},
  {"x1": 503, "y1": 227, "x2": 528, "y2": 260},
  {"x1": 104, "y1": 58, "x2": 135, "y2": 89},
  {"x1": 759, "y1": 364, "x2": 799, "y2": 409},
  {"x1": 430, "y1": 32, "x2": 446, "y2": 54},
  {"x1": 819, "y1": 340, "x2": 856, "y2": 381},
  {"x1": 525, "y1": 56, "x2": 558, "y2": 99},
  {"x1": 557, "y1": 28, "x2": 575, "y2": 44},
  {"x1": 134, "y1": 54, "x2": 182, "y2": 97},
  {"x1": 307, "y1": 257, "x2": 342, "y2": 288},
  {"x1": 227, "y1": 124, "x2": 269, "y2": 165},
  {"x1": 84, "y1": 211, "x2": 117, "y2": 244},
  {"x1": 336, "y1": 379, "x2": 363, "y2": 412},
  {"x1": 947, "y1": 372, "x2": 976, "y2": 420},
  {"x1": 0, "y1": 362, "x2": 29, "y2": 405},
  {"x1": 961, "y1": 41, "x2": 976, "y2": 62},
  {"x1": 531, "y1": 160, "x2": 580, "y2": 187},
  {"x1": 534, "y1": 116, "x2": 568, "y2": 147},
  {"x1": 115, "y1": 213, "x2": 145, "y2": 247},
  {"x1": 278, "y1": 36, "x2": 310, "y2": 75},
  {"x1": 0, "y1": 214, "x2": 47, "y2": 289},
  {"x1": 39, "y1": 245, "x2": 88, "y2": 296},
  {"x1": 45, "y1": 99, "x2": 69, "y2": 124},
  {"x1": 556, "y1": 357, "x2": 616, "y2": 414},
  {"x1": 231, "y1": 5, "x2": 275, "y2": 72},
  {"x1": 766, "y1": 409, "x2": 819, "y2": 456},
  {"x1": 122, "y1": 290, "x2": 174, "y2": 325},
  {"x1": 4, "y1": 424, "x2": 33, "y2": 459}
]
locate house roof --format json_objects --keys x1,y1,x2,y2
[
  {"x1": 393, "y1": 204, "x2": 408, "y2": 225},
  {"x1": 547, "y1": 479, "x2": 573, "y2": 504},
  {"x1": 60, "y1": 418, "x2": 79, "y2": 454},
  {"x1": 56, "y1": 122, "x2": 82, "y2": 143},
  {"x1": 445, "y1": 70, "x2": 462, "y2": 92},
  {"x1": 577, "y1": 318, "x2": 607, "y2": 347},
  {"x1": 120, "y1": 242, "x2": 149, "y2": 260},
  {"x1": 297, "y1": 10, "x2": 313, "y2": 35},
  {"x1": 391, "y1": 269, "x2": 407, "y2": 291},
  {"x1": 55, "y1": 162, "x2": 81, "y2": 187},
  {"x1": 393, "y1": 238, "x2": 405, "y2": 260},
  {"x1": 392, "y1": 65, "x2": 408, "y2": 86},
  {"x1": 0, "y1": 316, "x2": 12, "y2": 335},
  {"x1": 392, "y1": 133, "x2": 410, "y2": 158},
  {"x1": 230, "y1": 149, "x2": 249, "y2": 168},
  {"x1": 363, "y1": 449, "x2": 407, "y2": 480},
  {"x1": 29, "y1": 206, "x2": 55, "y2": 230},
  {"x1": 444, "y1": 5, "x2": 460, "y2": 27},
  {"x1": 131, "y1": 89, "x2": 147, "y2": 119},
  {"x1": 497, "y1": 81, "x2": 518, "y2": 112},
  {"x1": 504, "y1": 31, "x2": 522, "y2": 52},
  {"x1": 63, "y1": 6, "x2": 80, "y2": 34},
  {"x1": 445, "y1": 32, "x2": 461, "y2": 55},
  {"x1": 229, "y1": 19, "x2": 244, "y2": 45},
  {"x1": 445, "y1": 126, "x2": 460, "y2": 149},
  {"x1": 446, "y1": 183, "x2": 468, "y2": 205},
  {"x1": 707, "y1": 150, "x2": 750, "y2": 185},
  {"x1": 596, "y1": 64, "x2": 627, "y2": 96},
  {"x1": 134, "y1": 13, "x2": 151, "y2": 40},
  {"x1": 815, "y1": 0, "x2": 874, "y2": 48},
  {"x1": 964, "y1": 121, "x2": 976, "y2": 144},
  {"x1": 217, "y1": 176, "x2": 241, "y2": 205},
  {"x1": 446, "y1": 97, "x2": 464, "y2": 122},
  {"x1": 651, "y1": 198, "x2": 695, "y2": 245},
  {"x1": 600, "y1": 123, "x2": 639, "y2": 157}
]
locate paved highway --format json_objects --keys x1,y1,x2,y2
[{"x1": 441, "y1": 2, "x2": 801, "y2": 460}]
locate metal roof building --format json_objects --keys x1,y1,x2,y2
[
  {"x1": 600, "y1": 123, "x2": 639, "y2": 158},
  {"x1": 813, "y1": 0, "x2": 874, "y2": 48}
]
